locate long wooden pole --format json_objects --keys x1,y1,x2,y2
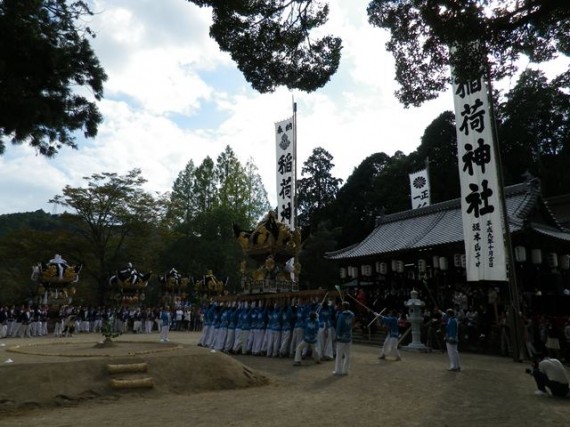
[{"x1": 486, "y1": 72, "x2": 523, "y2": 362}]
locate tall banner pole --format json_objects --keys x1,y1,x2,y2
[
  {"x1": 293, "y1": 97, "x2": 298, "y2": 283},
  {"x1": 485, "y1": 73, "x2": 523, "y2": 362},
  {"x1": 293, "y1": 97, "x2": 298, "y2": 229}
]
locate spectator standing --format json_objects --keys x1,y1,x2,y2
[{"x1": 159, "y1": 307, "x2": 171, "y2": 342}]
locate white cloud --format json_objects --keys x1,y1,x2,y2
[{"x1": 3, "y1": 0, "x2": 566, "y2": 215}]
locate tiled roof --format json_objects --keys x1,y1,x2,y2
[{"x1": 326, "y1": 178, "x2": 569, "y2": 260}]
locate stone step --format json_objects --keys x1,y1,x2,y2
[
  {"x1": 109, "y1": 377, "x2": 154, "y2": 389},
  {"x1": 106, "y1": 362, "x2": 153, "y2": 389}
]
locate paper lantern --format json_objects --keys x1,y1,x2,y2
[
  {"x1": 396, "y1": 260, "x2": 404, "y2": 273},
  {"x1": 514, "y1": 246, "x2": 527, "y2": 262},
  {"x1": 439, "y1": 257, "x2": 448, "y2": 271},
  {"x1": 391, "y1": 260, "x2": 398, "y2": 272},
  {"x1": 460, "y1": 254, "x2": 466, "y2": 269},
  {"x1": 375, "y1": 261, "x2": 382, "y2": 273},
  {"x1": 340, "y1": 268, "x2": 347, "y2": 279},
  {"x1": 361, "y1": 265, "x2": 372, "y2": 276},
  {"x1": 531, "y1": 249, "x2": 542, "y2": 265},
  {"x1": 417, "y1": 259, "x2": 426, "y2": 273},
  {"x1": 379, "y1": 262, "x2": 388, "y2": 275},
  {"x1": 432, "y1": 256, "x2": 440, "y2": 269},
  {"x1": 453, "y1": 254, "x2": 461, "y2": 267}
]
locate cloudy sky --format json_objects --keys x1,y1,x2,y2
[{"x1": 0, "y1": 0, "x2": 565, "y2": 215}]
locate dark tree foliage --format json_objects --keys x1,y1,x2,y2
[
  {"x1": 0, "y1": 209, "x2": 61, "y2": 237},
  {"x1": 0, "y1": 211, "x2": 89, "y2": 303},
  {"x1": 409, "y1": 110, "x2": 460, "y2": 202},
  {"x1": 0, "y1": 0, "x2": 107, "y2": 156},
  {"x1": 49, "y1": 169, "x2": 161, "y2": 304},
  {"x1": 367, "y1": 0, "x2": 570, "y2": 106},
  {"x1": 297, "y1": 147, "x2": 343, "y2": 233},
  {"x1": 331, "y1": 152, "x2": 391, "y2": 248},
  {"x1": 298, "y1": 220, "x2": 341, "y2": 289},
  {"x1": 497, "y1": 68, "x2": 570, "y2": 194},
  {"x1": 188, "y1": 0, "x2": 342, "y2": 93},
  {"x1": 369, "y1": 151, "x2": 411, "y2": 214}
]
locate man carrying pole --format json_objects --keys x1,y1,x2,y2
[{"x1": 376, "y1": 310, "x2": 402, "y2": 361}]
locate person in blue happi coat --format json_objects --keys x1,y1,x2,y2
[
  {"x1": 293, "y1": 311, "x2": 321, "y2": 366},
  {"x1": 333, "y1": 301, "x2": 354, "y2": 375}
]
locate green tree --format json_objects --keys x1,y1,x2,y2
[
  {"x1": 49, "y1": 169, "x2": 162, "y2": 304},
  {"x1": 0, "y1": 0, "x2": 107, "y2": 155},
  {"x1": 243, "y1": 159, "x2": 271, "y2": 225},
  {"x1": 188, "y1": 0, "x2": 341, "y2": 93},
  {"x1": 497, "y1": 69, "x2": 570, "y2": 194},
  {"x1": 0, "y1": 211, "x2": 72, "y2": 304},
  {"x1": 373, "y1": 151, "x2": 415, "y2": 213},
  {"x1": 368, "y1": 0, "x2": 570, "y2": 106},
  {"x1": 190, "y1": 1, "x2": 568, "y2": 106},
  {"x1": 215, "y1": 146, "x2": 270, "y2": 224},
  {"x1": 410, "y1": 111, "x2": 460, "y2": 202},
  {"x1": 331, "y1": 152, "x2": 391, "y2": 248},
  {"x1": 194, "y1": 157, "x2": 217, "y2": 213},
  {"x1": 163, "y1": 149, "x2": 270, "y2": 292},
  {"x1": 298, "y1": 220, "x2": 341, "y2": 290},
  {"x1": 169, "y1": 160, "x2": 198, "y2": 237},
  {"x1": 297, "y1": 147, "x2": 343, "y2": 232}
]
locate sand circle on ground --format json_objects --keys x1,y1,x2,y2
[{"x1": 6, "y1": 340, "x2": 182, "y2": 358}]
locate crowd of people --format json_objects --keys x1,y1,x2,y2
[
  {"x1": 1, "y1": 287, "x2": 568, "y2": 396},
  {"x1": 0, "y1": 304, "x2": 204, "y2": 339},
  {"x1": 347, "y1": 284, "x2": 570, "y2": 363},
  {"x1": 197, "y1": 297, "x2": 336, "y2": 360}
]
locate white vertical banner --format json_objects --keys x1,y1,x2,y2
[
  {"x1": 409, "y1": 168, "x2": 431, "y2": 209},
  {"x1": 452, "y1": 75, "x2": 507, "y2": 281},
  {"x1": 275, "y1": 117, "x2": 295, "y2": 229}
]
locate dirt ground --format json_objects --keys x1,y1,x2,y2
[{"x1": 1, "y1": 331, "x2": 569, "y2": 427}]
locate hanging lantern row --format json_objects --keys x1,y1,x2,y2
[
  {"x1": 340, "y1": 247, "x2": 570, "y2": 279},
  {"x1": 514, "y1": 247, "x2": 570, "y2": 269}
]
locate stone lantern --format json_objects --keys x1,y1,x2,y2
[{"x1": 403, "y1": 289, "x2": 427, "y2": 352}]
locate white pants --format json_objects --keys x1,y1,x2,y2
[
  {"x1": 160, "y1": 325, "x2": 169, "y2": 341},
  {"x1": 145, "y1": 320, "x2": 153, "y2": 333},
  {"x1": 199, "y1": 325, "x2": 211, "y2": 346},
  {"x1": 265, "y1": 329, "x2": 281, "y2": 357},
  {"x1": 320, "y1": 326, "x2": 335, "y2": 359},
  {"x1": 295, "y1": 340, "x2": 320, "y2": 363},
  {"x1": 224, "y1": 328, "x2": 236, "y2": 352},
  {"x1": 252, "y1": 329, "x2": 265, "y2": 355},
  {"x1": 290, "y1": 327, "x2": 304, "y2": 355},
  {"x1": 279, "y1": 330, "x2": 292, "y2": 356},
  {"x1": 232, "y1": 328, "x2": 248, "y2": 354},
  {"x1": 446, "y1": 342, "x2": 460, "y2": 369},
  {"x1": 380, "y1": 336, "x2": 400, "y2": 359},
  {"x1": 214, "y1": 327, "x2": 228, "y2": 351},
  {"x1": 335, "y1": 341, "x2": 352, "y2": 375}
]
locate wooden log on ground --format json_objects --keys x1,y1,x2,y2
[{"x1": 109, "y1": 377, "x2": 154, "y2": 389}]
